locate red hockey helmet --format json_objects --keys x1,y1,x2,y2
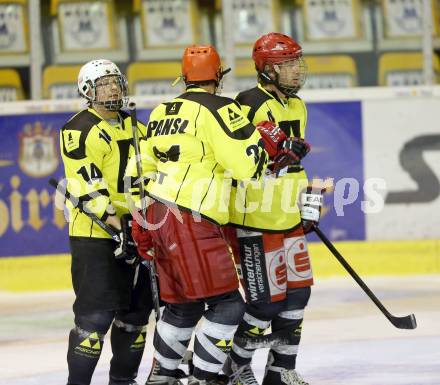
[
  {"x1": 182, "y1": 45, "x2": 225, "y2": 84},
  {"x1": 253, "y1": 33, "x2": 302, "y2": 71},
  {"x1": 252, "y1": 33, "x2": 306, "y2": 96}
]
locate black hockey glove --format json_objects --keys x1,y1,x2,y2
[
  {"x1": 114, "y1": 214, "x2": 139, "y2": 265},
  {"x1": 300, "y1": 186, "x2": 325, "y2": 234}
]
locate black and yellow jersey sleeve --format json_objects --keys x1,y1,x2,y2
[
  {"x1": 60, "y1": 108, "x2": 146, "y2": 238},
  {"x1": 229, "y1": 83, "x2": 309, "y2": 232},
  {"x1": 125, "y1": 87, "x2": 267, "y2": 225}
]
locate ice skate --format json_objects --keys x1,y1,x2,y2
[
  {"x1": 223, "y1": 357, "x2": 258, "y2": 385},
  {"x1": 187, "y1": 374, "x2": 229, "y2": 385},
  {"x1": 109, "y1": 380, "x2": 138, "y2": 385},
  {"x1": 145, "y1": 359, "x2": 184, "y2": 385},
  {"x1": 263, "y1": 366, "x2": 309, "y2": 385}
]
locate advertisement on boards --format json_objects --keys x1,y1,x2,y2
[
  {"x1": 363, "y1": 98, "x2": 440, "y2": 240},
  {"x1": 303, "y1": 101, "x2": 365, "y2": 241},
  {"x1": 0, "y1": 112, "x2": 71, "y2": 257}
]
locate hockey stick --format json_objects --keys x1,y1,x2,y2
[
  {"x1": 312, "y1": 224, "x2": 417, "y2": 330},
  {"x1": 129, "y1": 102, "x2": 161, "y2": 322},
  {"x1": 50, "y1": 177, "x2": 145, "y2": 284},
  {"x1": 49, "y1": 178, "x2": 120, "y2": 242}
]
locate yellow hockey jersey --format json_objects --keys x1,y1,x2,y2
[
  {"x1": 60, "y1": 108, "x2": 146, "y2": 238},
  {"x1": 229, "y1": 84, "x2": 309, "y2": 232},
  {"x1": 125, "y1": 87, "x2": 267, "y2": 225}
]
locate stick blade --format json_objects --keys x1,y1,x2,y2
[{"x1": 390, "y1": 313, "x2": 417, "y2": 329}]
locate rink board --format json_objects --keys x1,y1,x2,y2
[{"x1": 1, "y1": 239, "x2": 439, "y2": 292}]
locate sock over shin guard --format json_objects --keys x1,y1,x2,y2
[
  {"x1": 267, "y1": 287, "x2": 311, "y2": 370},
  {"x1": 150, "y1": 302, "x2": 205, "y2": 377},
  {"x1": 229, "y1": 311, "x2": 271, "y2": 366},
  {"x1": 268, "y1": 310, "x2": 304, "y2": 370},
  {"x1": 109, "y1": 320, "x2": 147, "y2": 382},
  {"x1": 67, "y1": 326, "x2": 105, "y2": 385},
  {"x1": 192, "y1": 292, "x2": 245, "y2": 380}
]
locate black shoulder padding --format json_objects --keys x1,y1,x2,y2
[
  {"x1": 178, "y1": 92, "x2": 255, "y2": 140},
  {"x1": 61, "y1": 110, "x2": 101, "y2": 160},
  {"x1": 236, "y1": 87, "x2": 271, "y2": 122}
]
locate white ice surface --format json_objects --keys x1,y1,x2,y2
[{"x1": 1, "y1": 276, "x2": 439, "y2": 385}]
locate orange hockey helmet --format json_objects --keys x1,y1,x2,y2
[
  {"x1": 182, "y1": 45, "x2": 229, "y2": 85},
  {"x1": 252, "y1": 32, "x2": 306, "y2": 96}
]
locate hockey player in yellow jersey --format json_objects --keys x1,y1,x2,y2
[
  {"x1": 126, "y1": 45, "x2": 292, "y2": 385},
  {"x1": 224, "y1": 33, "x2": 314, "y2": 385},
  {"x1": 60, "y1": 59, "x2": 153, "y2": 385}
]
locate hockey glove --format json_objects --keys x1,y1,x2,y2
[
  {"x1": 114, "y1": 214, "x2": 139, "y2": 265},
  {"x1": 131, "y1": 216, "x2": 154, "y2": 261},
  {"x1": 300, "y1": 186, "x2": 325, "y2": 234},
  {"x1": 256, "y1": 121, "x2": 287, "y2": 158},
  {"x1": 273, "y1": 137, "x2": 311, "y2": 172}
]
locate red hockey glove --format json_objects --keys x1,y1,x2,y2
[
  {"x1": 131, "y1": 216, "x2": 154, "y2": 261},
  {"x1": 256, "y1": 121, "x2": 287, "y2": 158},
  {"x1": 273, "y1": 137, "x2": 311, "y2": 172}
]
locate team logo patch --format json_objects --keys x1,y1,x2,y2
[
  {"x1": 130, "y1": 329, "x2": 147, "y2": 350},
  {"x1": 206, "y1": 335, "x2": 233, "y2": 353},
  {"x1": 18, "y1": 122, "x2": 59, "y2": 177},
  {"x1": 286, "y1": 236, "x2": 311, "y2": 279},
  {"x1": 268, "y1": 249, "x2": 287, "y2": 290},
  {"x1": 228, "y1": 107, "x2": 241, "y2": 122},
  {"x1": 75, "y1": 332, "x2": 102, "y2": 356},
  {"x1": 165, "y1": 102, "x2": 183, "y2": 115},
  {"x1": 218, "y1": 105, "x2": 245, "y2": 130},
  {"x1": 247, "y1": 326, "x2": 265, "y2": 336}
]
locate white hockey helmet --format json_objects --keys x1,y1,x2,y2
[{"x1": 77, "y1": 59, "x2": 128, "y2": 110}]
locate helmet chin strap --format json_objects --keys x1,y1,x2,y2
[{"x1": 258, "y1": 70, "x2": 299, "y2": 98}]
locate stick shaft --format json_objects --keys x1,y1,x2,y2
[
  {"x1": 129, "y1": 103, "x2": 161, "y2": 322},
  {"x1": 129, "y1": 104, "x2": 147, "y2": 220},
  {"x1": 49, "y1": 178, "x2": 120, "y2": 242}
]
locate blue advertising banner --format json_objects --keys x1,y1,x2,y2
[
  {"x1": 0, "y1": 102, "x2": 363, "y2": 257},
  {"x1": 303, "y1": 101, "x2": 365, "y2": 241},
  {"x1": 0, "y1": 112, "x2": 72, "y2": 257},
  {"x1": 0, "y1": 109, "x2": 156, "y2": 257}
]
